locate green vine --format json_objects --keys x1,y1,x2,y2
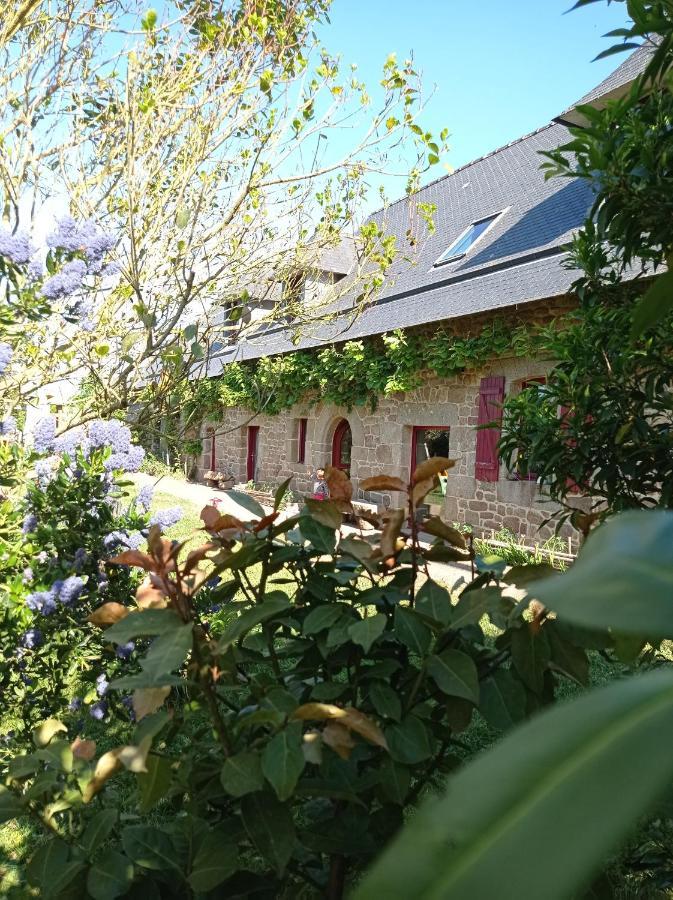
[{"x1": 187, "y1": 317, "x2": 557, "y2": 421}]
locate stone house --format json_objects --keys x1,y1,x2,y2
[{"x1": 193, "y1": 48, "x2": 649, "y2": 540}]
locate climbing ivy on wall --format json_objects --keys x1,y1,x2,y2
[{"x1": 187, "y1": 317, "x2": 554, "y2": 421}]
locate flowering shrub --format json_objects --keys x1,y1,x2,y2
[
  {"x1": 0, "y1": 417, "x2": 157, "y2": 747},
  {"x1": 0, "y1": 464, "x2": 601, "y2": 898}
]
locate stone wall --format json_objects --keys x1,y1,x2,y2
[{"x1": 194, "y1": 298, "x2": 585, "y2": 541}]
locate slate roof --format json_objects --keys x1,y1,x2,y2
[
  {"x1": 206, "y1": 120, "x2": 592, "y2": 374},
  {"x1": 206, "y1": 46, "x2": 656, "y2": 376},
  {"x1": 315, "y1": 235, "x2": 357, "y2": 275},
  {"x1": 555, "y1": 40, "x2": 656, "y2": 127}
]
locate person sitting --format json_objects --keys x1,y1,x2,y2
[{"x1": 312, "y1": 467, "x2": 329, "y2": 501}]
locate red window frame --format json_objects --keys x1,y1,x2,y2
[
  {"x1": 331, "y1": 419, "x2": 352, "y2": 473},
  {"x1": 410, "y1": 425, "x2": 450, "y2": 476},
  {"x1": 246, "y1": 425, "x2": 259, "y2": 482},
  {"x1": 297, "y1": 418, "x2": 307, "y2": 464},
  {"x1": 207, "y1": 427, "x2": 216, "y2": 470},
  {"x1": 516, "y1": 377, "x2": 547, "y2": 481}
]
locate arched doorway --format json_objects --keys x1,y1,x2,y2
[{"x1": 331, "y1": 419, "x2": 352, "y2": 477}]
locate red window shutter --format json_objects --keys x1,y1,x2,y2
[
  {"x1": 298, "y1": 418, "x2": 307, "y2": 464},
  {"x1": 475, "y1": 376, "x2": 505, "y2": 482}
]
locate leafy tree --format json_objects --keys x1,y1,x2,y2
[
  {"x1": 500, "y1": 2, "x2": 673, "y2": 527},
  {"x1": 0, "y1": 0, "x2": 445, "y2": 443}
]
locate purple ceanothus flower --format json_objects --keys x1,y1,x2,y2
[
  {"x1": 41, "y1": 258, "x2": 87, "y2": 300},
  {"x1": 0, "y1": 416, "x2": 16, "y2": 436},
  {"x1": 0, "y1": 343, "x2": 12, "y2": 376},
  {"x1": 47, "y1": 216, "x2": 116, "y2": 264},
  {"x1": 34, "y1": 457, "x2": 57, "y2": 487},
  {"x1": 89, "y1": 700, "x2": 108, "y2": 721},
  {"x1": 149, "y1": 507, "x2": 183, "y2": 530},
  {"x1": 54, "y1": 426, "x2": 89, "y2": 457},
  {"x1": 104, "y1": 445, "x2": 145, "y2": 473},
  {"x1": 96, "y1": 673, "x2": 109, "y2": 696},
  {"x1": 103, "y1": 531, "x2": 125, "y2": 551},
  {"x1": 47, "y1": 216, "x2": 82, "y2": 252},
  {"x1": 31, "y1": 416, "x2": 56, "y2": 454},
  {"x1": 124, "y1": 532, "x2": 145, "y2": 550},
  {"x1": 20, "y1": 628, "x2": 43, "y2": 649},
  {"x1": 27, "y1": 256, "x2": 44, "y2": 280},
  {"x1": 22, "y1": 513, "x2": 38, "y2": 534},
  {"x1": 135, "y1": 484, "x2": 154, "y2": 512},
  {"x1": 26, "y1": 590, "x2": 57, "y2": 616},
  {"x1": 0, "y1": 228, "x2": 34, "y2": 265},
  {"x1": 116, "y1": 641, "x2": 135, "y2": 660},
  {"x1": 68, "y1": 697, "x2": 82, "y2": 712},
  {"x1": 73, "y1": 548, "x2": 88, "y2": 571},
  {"x1": 59, "y1": 575, "x2": 86, "y2": 606}
]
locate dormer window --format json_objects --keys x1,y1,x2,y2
[{"x1": 434, "y1": 211, "x2": 504, "y2": 266}]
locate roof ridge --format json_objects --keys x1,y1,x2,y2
[{"x1": 365, "y1": 120, "x2": 559, "y2": 223}]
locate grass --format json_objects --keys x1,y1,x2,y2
[{"x1": 150, "y1": 489, "x2": 204, "y2": 552}]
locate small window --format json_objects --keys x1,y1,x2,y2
[
  {"x1": 513, "y1": 378, "x2": 547, "y2": 482},
  {"x1": 297, "y1": 418, "x2": 307, "y2": 464},
  {"x1": 434, "y1": 211, "x2": 503, "y2": 266}
]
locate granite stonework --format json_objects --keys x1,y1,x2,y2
[{"x1": 195, "y1": 300, "x2": 586, "y2": 541}]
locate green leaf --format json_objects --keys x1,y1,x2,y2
[
  {"x1": 378, "y1": 758, "x2": 410, "y2": 806},
  {"x1": 221, "y1": 751, "x2": 264, "y2": 797},
  {"x1": 138, "y1": 755, "x2": 173, "y2": 812},
  {"x1": 427, "y1": 650, "x2": 479, "y2": 703},
  {"x1": 135, "y1": 622, "x2": 193, "y2": 686},
  {"x1": 304, "y1": 498, "x2": 342, "y2": 529},
  {"x1": 226, "y1": 488, "x2": 266, "y2": 518},
  {"x1": 394, "y1": 606, "x2": 432, "y2": 655},
  {"x1": 479, "y1": 670, "x2": 527, "y2": 730},
  {"x1": 354, "y1": 670, "x2": 673, "y2": 900},
  {"x1": 299, "y1": 516, "x2": 337, "y2": 554},
  {"x1": 348, "y1": 614, "x2": 387, "y2": 652},
  {"x1": 80, "y1": 809, "x2": 118, "y2": 855},
  {"x1": 415, "y1": 579, "x2": 452, "y2": 625},
  {"x1": 86, "y1": 850, "x2": 134, "y2": 900},
  {"x1": 529, "y1": 511, "x2": 673, "y2": 638},
  {"x1": 262, "y1": 723, "x2": 305, "y2": 801},
  {"x1": 188, "y1": 829, "x2": 238, "y2": 892},
  {"x1": 261, "y1": 687, "x2": 297, "y2": 715},
  {"x1": 547, "y1": 622, "x2": 590, "y2": 685},
  {"x1": 121, "y1": 825, "x2": 180, "y2": 872},
  {"x1": 452, "y1": 586, "x2": 506, "y2": 629},
  {"x1": 216, "y1": 595, "x2": 290, "y2": 650},
  {"x1": 386, "y1": 716, "x2": 434, "y2": 764},
  {"x1": 510, "y1": 626, "x2": 551, "y2": 694},
  {"x1": 104, "y1": 609, "x2": 183, "y2": 644},
  {"x1": 36, "y1": 739, "x2": 73, "y2": 773},
  {"x1": 0, "y1": 786, "x2": 24, "y2": 823},
  {"x1": 8, "y1": 754, "x2": 40, "y2": 779},
  {"x1": 241, "y1": 792, "x2": 296, "y2": 876},
  {"x1": 303, "y1": 604, "x2": 344, "y2": 635},
  {"x1": 370, "y1": 681, "x2": 402, "y2": 722},
  {"x1": 175, "y1": 208, "x2": 190, "y2": 230},
  {"x1": 274, "y1": 476, "x2": 293, "y2": 511},
  {"x1": 27, "y1": 839, "x2": 83, "y2": 895}
]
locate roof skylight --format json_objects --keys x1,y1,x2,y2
[{"x1": 434, "y1": 211, "x2": 503, "y2": 265}]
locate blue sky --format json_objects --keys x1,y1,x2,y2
[{"x1": 318, "y1": 0, "x2": 632, "y2": 184}]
